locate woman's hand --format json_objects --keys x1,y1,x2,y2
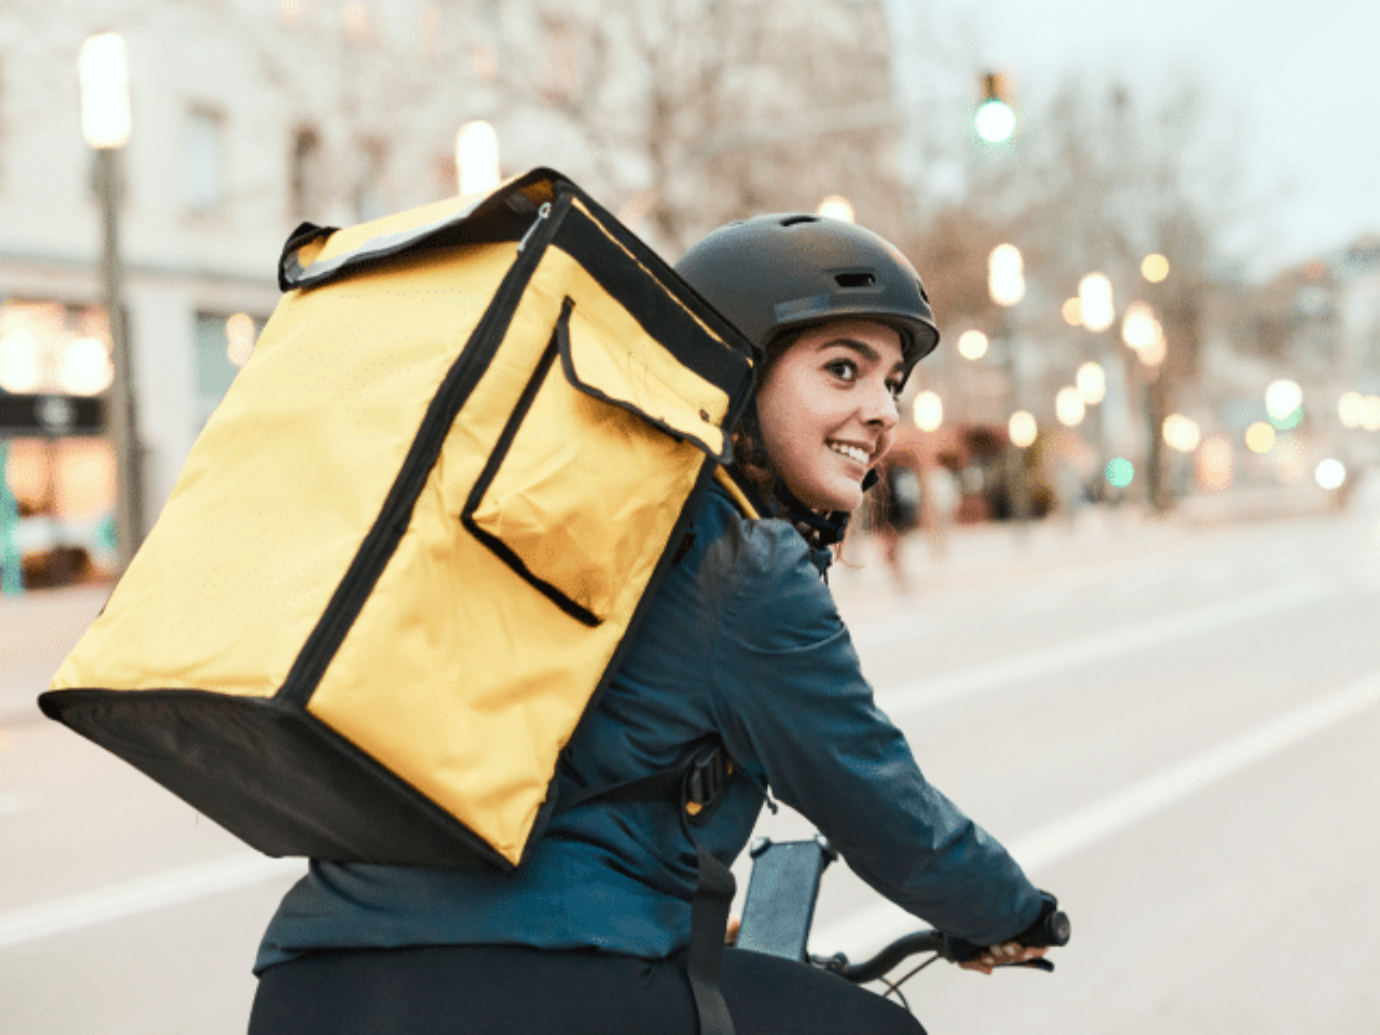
[{"x1": 958, "y1": 941, "x2": 1048, "y2": 974}]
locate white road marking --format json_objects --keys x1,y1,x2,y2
[
  {"x1": 881, "y1": 581, "x2": 1332, "y2": 716},
  {"x1": 0, "y1": 584, "x2": 1360, "y2": 953},
  {"x1": 0, "y1": 854, "x2": 303, "y2": 950},
  {"x1": 815, "y1": 663, "x2": 1380, "y2": 956}
]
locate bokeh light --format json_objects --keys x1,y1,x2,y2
[
  {"x1": 1121, "y1": 300, "x2": 1162, "y2": 350},
  {"x1": 226, "y1": 313, "x2": 257, "y2": 368},
  {"x1": 975, "y1": 99, "x2": 1016, "y2": 144},
  {"x1": 956, "y1": 329, "x2": 989, "y2": 361},
  {"x1": 989, "y1": 244, "x2": 1025, "y2": 307},
  {"x1": 1360, "y1": 395, "x2": 1380, "y2": 432},
  {"x1": 1315, "y1": 458, "x2": 1347, "y2": 491},
  {"x1": 1141, "y1": 254, "x2": 1170, "y2": 283},
  {"x1": 1061, "y1": 298, "x2": 1082, "y2": 326},
  {"x1": 1079, "y1": 273, "x2": 1114, "y2": 333},
  {"x1": 1076, "y1": 361, "x2": 1106, "y2": 405},
  {"x1": 1105, "y1": 457, "x2": 1135, "y2": 488},
  {"x1": 816, "y1": 195, "x2": 855, "y2": 223},
  {"x1": 912, "y1": 390, "x2": 943, "y2": 432},
  {"x1": 1265, "y1": 379, "x2": 1303, "y2": 421},
  {"x1": 1162, "y1": 413, "x2": 1201, "y2": 453},
  {"x1": 1339, "y1": 391, "x2": 1363, "y2": 428},
  {"x1": 456, "y1": 120, "x2": 499, "y2": 196},
  {"x1": 1008, "y1": 410, "x2": 1037, "y2": 448},
  {"x1": 59, "y1": 336, "x2": 114, "y2": 395},
  {"x1": 0, "y1": 326, "x2": 43, "y2": 393},
  {"x1": 1055, "y1": 387, "x2": 1085, "y2": 427},
  {"x1": 1244, "y1": 421, "x2": 1276, "y2": 454}
]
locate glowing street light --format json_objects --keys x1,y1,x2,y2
[
  {"x1": 1265, "y1": 379, "x2": 1303, "y2": 422},
  {"x1": 1078, "y1": 273, "x2": 1114, "y2": 333},
  {"x1": 1162, "y1": 414, "x2": 1201, "y2": 453},
  {"x1": 912, "y1": 390, "x2": 943, "y2": 432},
  {"x1": 988, "y1": 244, "x2": 1025, "y2": 307},
  {"x1": 974, "y1": 73, "x2": 1016, "y2": 144},
  {"x1": 956, "y1": 329, "x2": 989, "y2": 361},
  {"x1": 81, "y1": 31, "x2": 142, "y2": 571},
  {"x1": 1141, "y1": 254, "x2": 1170, "y2": 283},
  {"x1": 79, "y1": 34, "x2": 132, "y2": 150},
  {"x1": 1120, "y1": 300, "x2": 1163, "y2": 351},
  {"x1": 1008, "y1": 410, "x2": 1037, "y2": 448},
  {"x1": 1076, "y1": 361, "x2": 1106, "y2": 405},
  {"x1": 456, "y1": 120, "x2": 500, "y2": 196},
  {"x1": 1056, "y1": 387, "x2": 1085, "y2": 427},
  {"x1": 1315, "y1": 458, "x2": 1347, "y2": 491},
  {"x1": 816, "y1": 195, "x2": 855, "y2": 222}
]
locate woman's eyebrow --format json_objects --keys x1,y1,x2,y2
[{"x1": 821, "y1": 338, "x2": 906, "y2": 374}]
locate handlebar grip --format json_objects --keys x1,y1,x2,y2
[{"x1": 1022, "y1": 909, "x2": 1071, "y2": 949}]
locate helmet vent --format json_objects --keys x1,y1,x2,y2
[
  {"x1": 833, "y1": 271, "x2": 876, "y2": 289},
  {"x1": 779, "y1": 215, "x2": 819, "y2": 227}
]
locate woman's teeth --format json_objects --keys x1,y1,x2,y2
[{"x1": 828, "y1": 442, "x2": 868, "y2": 464}]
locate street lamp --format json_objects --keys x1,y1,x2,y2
[
  {"x1": 80, "y1": 31, "x2": 141, "y2": 572},
  {"x1": 456, "y1": 120, "x2": 500, "y2": 197},
  {"x1": 989, "y1": 243, "x2": 1030, "y2": 526},
  {"x1": 816, "y1": 195, "x2": 855, "y2": 222}
]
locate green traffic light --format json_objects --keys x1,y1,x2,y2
[{"x1": 975, "y1": 98, "x2": 1016, "y2": 144}]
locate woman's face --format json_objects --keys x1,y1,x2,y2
[{"x1": 755, "y1": 319, "x2": 904, "y2": 513}]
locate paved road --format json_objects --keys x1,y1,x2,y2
[{"x1": 3, "y1": 483, "x2": 1378, "y2": 1033}]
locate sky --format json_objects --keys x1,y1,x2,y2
[{"x1": 899, "y1": 0, "x2": 1380, "y2": 279}]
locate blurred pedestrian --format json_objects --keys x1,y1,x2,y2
[
  {"x1": 923, "y1": 452, "x2": 961, "y2": 560},
  {"x1": 875, "y1": 452, "x2": 922, "y2": 590}
]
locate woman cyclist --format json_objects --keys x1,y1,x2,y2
[{"x1": 248, "y1": 213, "x2": 1060, "y2": 1034}]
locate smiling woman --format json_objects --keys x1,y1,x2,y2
[{"x1": 248, "y1": 211, "x2": 1063, "y2": 1035}]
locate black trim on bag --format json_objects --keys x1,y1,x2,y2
[
  {"x1": 555, "y1": 187, "x2": 761, "y2": 372},
  {"x1": 37, "y1": 687, "x2": 517, "y2": 870},
  {"x1": 277, "y1": 190, "x2": 575, "y2": 707},
  {"x1": 557, "y1": 308, "x2": 728, "y2": 463},
  {"x1": 278, "y1": 168, "x2": 557, "y2": 293},
  {"x1": 460, "y1": 299, "x2": 602, "y2": 628},
  {"x1": 553, "y1": 208, "x2": 754, "y2": 405}
]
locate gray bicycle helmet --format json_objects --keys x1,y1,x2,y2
[{"x1": 674, "y1": 213, "x2": 940, "y2": 379}]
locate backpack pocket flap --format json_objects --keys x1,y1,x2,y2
[
  {"x1": 560, "y1": 304, "x2": 733, "y2": 462},
  {"x1": 463, "y1": 299, "x2": 713, "y2": 626}
]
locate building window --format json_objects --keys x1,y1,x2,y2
[
  {"x1": 289, "y1": 126, "x2": 323, "y2": 221},
  {"x1": 183, "y1": 108, "x2": 224, "y2": 213},
  {"x1": 194, "y1": 311, "x2": 261, "y2": 429}
]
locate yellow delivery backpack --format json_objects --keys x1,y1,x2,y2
[{"x1": 39, "y1": 167, "x2": 756, "y2": 871}]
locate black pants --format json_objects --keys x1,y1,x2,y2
[{"x1": 248, "y1": 944, "x2": 924, "y2": 1035}]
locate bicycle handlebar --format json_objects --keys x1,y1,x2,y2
[{"x1": 815, "y1": 909, "x2": 1071, "y2": 984}]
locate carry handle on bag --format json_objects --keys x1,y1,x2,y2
[{"x1": 39, "y1": 168, "x2": 756, "y2": 871}]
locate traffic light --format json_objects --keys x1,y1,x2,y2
[{"x1": 974, "y1": 72, "x2": 1015, "y2": 144}]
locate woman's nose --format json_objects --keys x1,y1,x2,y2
[{"x1": 865, "y1": 382, "x2": 900, "y2": 429}]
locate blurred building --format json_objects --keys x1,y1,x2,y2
[{"x1": 0, "y1": 0, "x2": 896, "y2": 576}]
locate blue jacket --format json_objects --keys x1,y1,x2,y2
[{"x1": 255, "y1": 481, "x2": 1043, "y2": 972}]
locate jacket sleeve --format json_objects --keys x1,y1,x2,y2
[{"x1": 705, "y1": 519, "x2": 1044, "y2": 946}]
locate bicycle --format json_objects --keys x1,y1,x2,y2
[{"x1": 734, "y1": 836, "x2": 1071, "y2": 1014}]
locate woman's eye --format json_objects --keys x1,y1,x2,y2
[
  {"x1": 887, "y1": 380, "x2": 904, "y2": 400},
  {"x1": 825, "y1": 359, "x2": 858, "y2": 382}
]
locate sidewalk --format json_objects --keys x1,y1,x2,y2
[{"x1": 0, "y1": 583, "x2": 110, "y2": 727}]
